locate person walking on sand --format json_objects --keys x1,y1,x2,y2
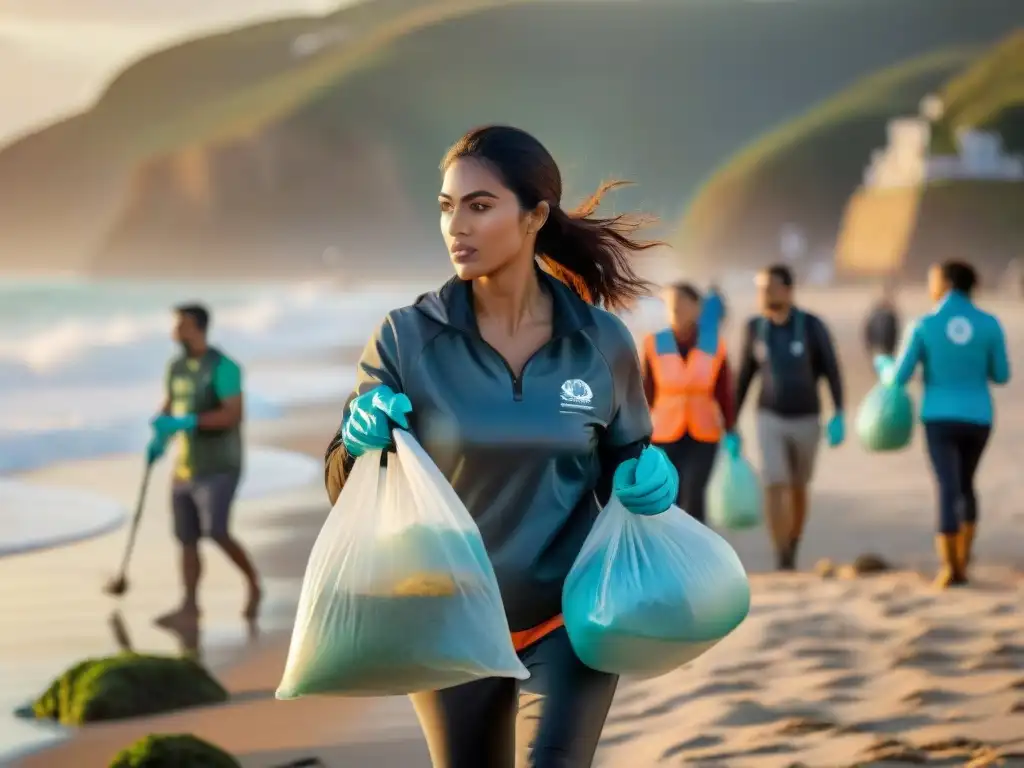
[
  {"x1": 146, "y1": 303, "x2": 262, "y2": 629},
  {"x1": 888, "y1": 260, "x2": 1010, "y2": 588},
  {"x1": 735, "y1": 264, "x2": 845, "y2": 571},
  {"x1": 862, "y1": 280, "x2": 901, "y2": 360},
  {"x1": 325, "y1": 125, "x2": 678, "y2": 767},
  {"x1": 641, "y1": 282, "x2": 738, "y2": 524}
]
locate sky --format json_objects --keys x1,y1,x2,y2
[{"x1": 0, "y1": 0, "x2": 357, "y2": 148}]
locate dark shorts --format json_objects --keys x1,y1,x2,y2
[{"x1": 172, "y1": 471, "x2": 241, "y2": 545}]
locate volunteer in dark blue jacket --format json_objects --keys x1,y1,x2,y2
[
  {"x1": 324, "y1": 126, "x2": 678, "y2": 768},
  {"x1": 735, "y1": 264, "x2": 845, "y2": 571},
  {"x1": 890, "y1": 260, "x2": 1010, "y2": 588}
]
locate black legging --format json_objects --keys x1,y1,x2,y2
[
  {"x1": 923, "y1": 420, "x2": 990, "y2": 534},
  {"x1": 656, "y1": 435, "x2": 720, "y2": 523},
  {"x1": 409, "y1": 627, "x2": 617, "y2": 768}
]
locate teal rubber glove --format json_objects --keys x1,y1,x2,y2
[
  {"x1": 826, "y1": 412, "x2": 845, "y2": 447},
  {"x1": 342, "y1": 385, "x2": 413, "y2": 458},
  {"x1": 612, "y1": 445, "x2": 679, "y2": 516},
  {"x1": 151, "y1": 413, "x2": 197, "y2": 441},
  {"x1": 723, "y1": 431, "x2": 742, "y2": 459},
  {"x1": 146, "y1": 434, "x2": 168, "y2": 465}
]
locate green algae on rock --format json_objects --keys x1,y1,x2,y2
[
  {"x1": 108, "y1": 734, "x2": 240, "y2": 768},
  {"x1": 33, "y1": 653, "x2": 228, "y2": 726}
]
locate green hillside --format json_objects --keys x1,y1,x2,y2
[
  {"x1": 1, "y1": 0, "x2": 1022, "y2": 277},
  {"x1": 674, "y1": 46, "x2": 979, "y2": 268},
  {"x1": 930, "y1": 29, "x2": 1024, "y2": 153}
]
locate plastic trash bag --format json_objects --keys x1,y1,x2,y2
[
  {"x1": 707, "y1": 449, "x2": 762, "y2": 530},
  {"x1": 562, "y1": 497, "x2": 750, "y2": 679},
  {"x1": 856, "y1": 355, "x2": 914, "y2": 452},
  {"x1": 276, "y1": 431, "x2": 527, "y2": 698}
]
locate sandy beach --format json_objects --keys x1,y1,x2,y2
[{"x1": 4, "y1": 284, "x2": 1023, "y2": 768}]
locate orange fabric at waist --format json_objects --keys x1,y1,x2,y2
[{"x1": 511, "y1": 613, "x2": 564, "y2": 652}]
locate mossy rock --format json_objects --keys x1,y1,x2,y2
[
  {"x1": 109, "y1": 734, "x2": 239, "y2": 768},
  {"x1": 33, "y1": 654, "x2": 228, "y2": 726}
]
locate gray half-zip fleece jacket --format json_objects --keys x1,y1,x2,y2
[{"x1": 325, "y1": 270, "x2": 652, "y2": 632}]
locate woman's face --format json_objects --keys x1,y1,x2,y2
[
  {"x1": 928, "y1": 264, "x2": 948, "y2": 302},
  {"x1": 439, "y1": 158, "x2": 548, "y2": 281}
]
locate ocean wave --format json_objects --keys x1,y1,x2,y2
[
  {"x1": 0, "y1": 280, "x2": 421, "y2": 379},
  {"x1": 0, "y1": 278, "x2": 432, "y2": 473},
  {"x1": 0, "y1": 364, "x2": 355, "y2": 475}
]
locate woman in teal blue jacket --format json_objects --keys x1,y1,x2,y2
[{"x1": 891, "y1": 260, "x2": 1010, "y2": 588}]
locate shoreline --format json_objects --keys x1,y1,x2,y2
[{"x1": 0, "y1": 398, "x2": 345, "y2": 764}]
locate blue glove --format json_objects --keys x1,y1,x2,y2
[
  {"x1": 151, "y1": 413, "x2": 197, "y2": 441},
  {"x1": 612, "y1": 445, "x2": 679, "y2": 516},
  {"x1": 342, "y1": 385, "x2": 412, "y2": 458},
  {"x1": 826, "y1": 412, "x2": 845, "y2": 447},
  {"x1": 723, "y1": 431, "x2": 742, "y2": 459}
]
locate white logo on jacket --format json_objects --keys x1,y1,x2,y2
[
  {"x1": 560, "y1": 379, "x2": 594, "y2": 413},
  {"x1": 946, "y1": 316, "x2": 973, "y2": 345}
]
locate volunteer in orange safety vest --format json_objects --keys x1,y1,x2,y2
[{"x1": 641, "y1": 282, "x2": 737, "y2": 524}]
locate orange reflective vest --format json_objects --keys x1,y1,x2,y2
[{"x1": 644, "y1": 328, "x2": 726, "y2": 444}]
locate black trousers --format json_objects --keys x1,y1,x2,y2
[
  {"x1": 409, "y1": 628, "x2": 617, "y2": 768},
  {"x1": 923, "y1": 420, "x2": 990, "y2": 535},
  {"x1": 655, "y1": 435, "x2": 720, "y2": 523}
]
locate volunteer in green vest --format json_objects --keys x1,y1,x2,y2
[{"x1": 147, "y1": 303, "x2": 261, "y2": 629}]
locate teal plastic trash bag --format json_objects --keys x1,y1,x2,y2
[
  {"x1": 856, "y1": 355, "x2": 914, "y2": 452},
  {"x1": 707, "y1": 449, "x2": 762, "y2": 530},
  {"x1": 276, "y1": 431, "x2": 527, "y2": 698},
  {"x1": 562, "y1": 497, "x2": 751, "y2": 678}
]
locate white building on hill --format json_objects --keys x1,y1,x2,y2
[{"x1": 863, "y1": 95, "x2": 1024, "y2": 189}]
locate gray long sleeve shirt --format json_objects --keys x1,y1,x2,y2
[{"x1": 325, "y1": 271, "x2": 652, "y2": 632}]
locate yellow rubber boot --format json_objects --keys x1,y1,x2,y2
[
  {"x1": 958, "y1": 522, "x2": 976, "y2": 578},
  {"x1": 933, "y1": 533, "x2": 967, "y2": 589}
]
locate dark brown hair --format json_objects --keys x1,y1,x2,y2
[
  {"x1": 940, "y1": 259, "x2": 978, "y2": 296},
  {"x1": 668, "y1": 281, "x2": 702, "y2": 303},
  {"x1": 441, "y1": 125, "x2": 659, "y2": 311},
  {"x1": 763, "y1": 263, "x2": 794, "y2": 288}
]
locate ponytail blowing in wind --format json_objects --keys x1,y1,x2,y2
[{"x1": 441, "y1": 126, "x2": 660, "y2": 312}]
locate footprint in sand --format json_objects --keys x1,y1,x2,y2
[
  {"x1": 890, "y1": 647, "x2": 963, "y2": 670},
  {"x1": 775, "y1": 716, "x2": 838, "y2": 736},
  {"x1": 612, "y1": 680, "x2": 763, "y2": 724},
  {"x1": 711, "y1": 699, "x2": 782, "y2": 727},
  {"x1": 962, "y1": 641, "x2": 1024, "y2": 672},
  {"x1": 823, "y1": 691, "x2": 862, "y2": 704},
  {"x1": 609, "y1": 692, "x2": 692, "y2": 723},
  {"x1": 856, "y1": 738, "x2": 927, "y2": 764},
  {"x1": 597, "y1": 729, "x2": 643, "y2": 748},
  {"x1": 793, "y1": 645, "x2": 857, "y2": 666},
  {"x1": 713, "y1": 659, "x2": 772, "y2": 677},
  {"x1": 659, "y1": 734, "x2": 723, "y2": 760},
  {"x1": 689, "y1": 679, "x2": 764, "y2": 697},
  {"x1": 820, "y1": 673, "x2": 868, "y2": 690},
  {"x1": 844, "y1": 713, "x2": 938, "y2": 734},
  {"x1": 987, "y1": 602, "x2": 1018, "y2": 617},
  {"x1": 900, "y1": 687, "x2": 965, "y2": 707},
  {"x1": 881, "y1": 596, "x2": 937, "y2": 618},
  {"x1": 904, "y1": 623, "x2": 976, "y2": 644}
]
